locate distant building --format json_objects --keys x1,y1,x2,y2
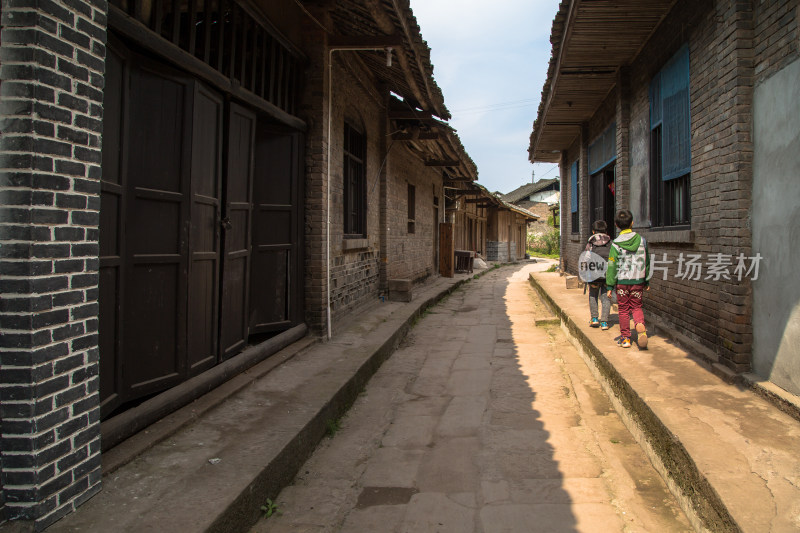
[{"x1": 502, "y1": 178, "x2": 560, "y2": 234}]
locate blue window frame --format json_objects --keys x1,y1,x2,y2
[
  {"x1": 570, "y1": 160, "x2": 579, "y2": 233},
  {"x1": 650, "y1": 45, "x2": 690, "y2": 181},
  {"x1": 588, "y1": 123, "x2": 616, "y2": 176},
  {"x1": 650, "y1": 45, "x2": 691, "y2": 227}
]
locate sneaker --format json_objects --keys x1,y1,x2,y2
[
  {"x1": 618, "y1": 337, "x2": 631, "y2": 348},
  {"x1": 636, "y1": 323, "x2": 648, "y2": 349},
  {"x1": 590, "y1": 318, "x2": 600, "y2": 328},
  {"x1": 600, "y1": 321, "x2": 609, "y2": 330}
]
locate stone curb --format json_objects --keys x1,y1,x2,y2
[{"x1": 528, "y1": 273, "x2": 740, "y2": 533}]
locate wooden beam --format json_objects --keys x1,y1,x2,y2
[
  {"x1": 388, "y1": 109, "x2": 435, "y2": 120},
  {"x1": 426, "y1": 159, "x2": 460, "y2": 167},
  {"x1": 327, "y1": 34, "x2": 404, "y2": 49},
  {"x1": 391, "y1": 130, "x2": 440, "y2": 141},
  {"x1": 465, "y1": 198, "x2": 493, "y2": 203},
  {"x1": 107, "y1": 6, "x2": 306, "y2": 131}
]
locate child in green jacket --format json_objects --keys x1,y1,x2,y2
[{"x1": 606, "y1": 209, "x2": 650, "y2": 349}]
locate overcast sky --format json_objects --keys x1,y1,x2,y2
[{"x1": 411, "y1": 0, "x2": 561, "y2": 194}]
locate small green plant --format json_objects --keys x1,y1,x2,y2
[
  {"x1": 610, "y1": 439, "x2": 620, "y2": 444},
  {"x1": 545, "y1": 264, "x2": 558, "y2": 273},
  {"x1": 325, "y1": 418, "x2": 341, "y2": 438},
  {"x1": 261, "y1": 498, "x2": 280, "y2": 519}
]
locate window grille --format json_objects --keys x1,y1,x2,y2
[{"x1": 112, "y1": 0, "x2": 301, "y2": 116}]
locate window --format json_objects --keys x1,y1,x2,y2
[
  {"x1": 344, "y1": 122, "x2": 366, "y2": 236},
  {"x1": 650, "y1": 45, "x2": 691, "y2": 227},
  {"x1": 570, "y1": 160, "x2": 579, "y2": 233},
  {"x1": 407, "y1": 183, "x2": 415, "y2": 234}
]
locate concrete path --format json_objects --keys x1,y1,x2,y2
[
  {"x1": 250, "y1": 264, "x2": 690, "y2": 533},
  {"x1": 529, "y1": 266, "x2": 800, "y2": 533},
  {"x1": 46, "y1": 270, "x2": 475, "y2": 533}
]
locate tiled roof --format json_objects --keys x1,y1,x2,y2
[{"x1": 501, "y1": 178, "x2": 559, "y2": 203}]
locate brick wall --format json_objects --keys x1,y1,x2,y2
[
  {"x1": 327, "y1": 57, "x2": 383, "y2": 329},
  {"x1": 298, "y1": 14, "x2": 328, "y2": 335},
  {"x1": 0, "y1": 0, "x2": 106, "y2": 527},
  {"x1": 386, "y1": 143, "x2": 442, "y2": 283}
]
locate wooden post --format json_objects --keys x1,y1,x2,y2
[{"x1": 439, "y1": 222, "x2": 454, "y2": 277}]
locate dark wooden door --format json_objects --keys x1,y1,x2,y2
[
  {"x1": 249, "y1": 124, "x2": 303, "y2": 334},
  {"x1": 219, "y1": 104, "x2": 256, "y2": 358},
  {"x1": 122, "y1": 58, "x2": 194, "y2": 399},
  {"x1": 187, "y1": 85, "x2": 224, "y2": 371},
  {"x1": 590, "y1": 168, "x2": 616, "y2": 234},
  {"x1": 99, "y1": 43, "x2": 128, "y2": 416}
]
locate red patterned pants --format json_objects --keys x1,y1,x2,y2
[{"x1": 616, "y1": 284, "x2": 645, "y2": 338}]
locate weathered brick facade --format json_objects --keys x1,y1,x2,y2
[
  {"x1": 552, "y1": 0, "x2": 799, "y2": 378},
  {"x1": 0, "y1": 0, "x2": 106, "y2": 527},
  {"x1": 386, "y1": 143, "x2": 443, "y2": 283}
]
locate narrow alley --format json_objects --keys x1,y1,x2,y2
[{"x1": 251, "y1": 263, "x2": 691, "y2": 533}]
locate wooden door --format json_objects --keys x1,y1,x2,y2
[
  {"x1": 590, "y1": 168, "x2": 616, "y2": 234},
  {"x1": 439, "y1": 222, "x2": 454, "y2": 277},
  {"x1": 188, "y1": 86, "x2": 224, "y2": 370},
  {"x1": 249, "y1": 124, "x2": 303, "y2": 334},
  {"x1": 99, "y1": 44, "x2": 128, "y2": 416},
  {"x1": 219, "y1": 104, "x2": 256, "y2": 358},
  {"x1": 122, "y1": 59, "x2": 193, "y2": 399}
]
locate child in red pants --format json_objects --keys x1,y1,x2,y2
[{"x1": 606, "y1": 209, "x2": 650, "y2": 349}]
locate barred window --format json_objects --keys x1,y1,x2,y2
[
  {"x1": 344, "y1": 122, "x2": 366, "y2": 236},
  {"x1": 650, "y1": 45, "x2": 691, "y2": 227}
]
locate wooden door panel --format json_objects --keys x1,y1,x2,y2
[
  {"x1": 219, "y1": 103, "x2": 255, "y2": 358},
  {"x1": 121, "y1": 60, "x2": 192, "y2": 397},
  {"x1": 126, "y1": 263, "x2": 181, "y2": 388},
  {"x1": 250, "y1": 248, "x2": 289, "y2": 328},
  {"x1": 99, "y1": 43, "x2": 127, "y2": 416},
  {"x1": 188, "y1": 85, "x2": 223, "y2": 372},
  {"x1": 249, "y1": 126, "x2": 299, "y2": 334}
]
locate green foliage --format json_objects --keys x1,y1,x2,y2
[
  {"x1": 545, "y1": 264, "x2": 558, "y2": 273},
  {"x1": 261, "y1": 498, "x2": 280, "y2": 519},
  {"x1": 325, "y1": 418, "x2": 342, "y2": 438},
  {"x1": 527, "y1": 227, "x2": 560, "y2": 257}
]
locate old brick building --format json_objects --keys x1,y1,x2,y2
[
  {"x1": 447, "y1": 182, "x2": 536, "y2": 263},
  {"x1": 0, "y1": 0, "x2": 478, "y2": 527},
  {"x1": 529, "y1": 0, "x2": 800, "y2": 398}
]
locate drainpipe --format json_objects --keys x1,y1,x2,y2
[{"x1": 326, "y1": 46, "x2": 393, "y2": 340}]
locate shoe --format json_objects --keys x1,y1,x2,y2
[
  {"x1": 590, "y1": 318, "x2": 600, "y2": 328},
  {"x1": 636, "y1": 323, "x2": 648, "y2": 349},
  {"x1": 600, "y1": 321, "x2": 609, "y2": 330},
  {"x1": 618, "y1": 337, "x2": 631, "y2": 348}
]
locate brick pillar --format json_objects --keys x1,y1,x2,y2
[
  {"x1": 378, "y1": 83, "x2": 389, "y2": 295},
  {"x1": 615, "y1": 67, "x2": 631, "y2": 214},
  {"x1": 298, "y1": 8, "x2": 329, "y2": 336},
  {"x1": 579, "y1": 123, "x2": 589, "y2": 244},
  {"x1": 0, "y1": 0, "x2": 106, "y2": 527},
  {"x1": 716, "y1": 0, "x2": 754, "y2": 372},
  {"x1": 559, "y1": 153, "x2": 567, "y2": 270}
]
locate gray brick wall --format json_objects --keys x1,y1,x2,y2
[
  {"x1": 556, "y1": 0, "x2": 794, "y2": 372},
  {"x1": 0, "y1": 0, "x2": 106, "y2": 527},
  {"x1": 327, "y1": 58, "x2": 383, "y2": 329},
  {"x1": 386, "y1": 143, "x2": 442, "y2": 283}
]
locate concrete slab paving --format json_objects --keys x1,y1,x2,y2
[
  {"x1": 530, "y1": 264, "x2": 800, "y2": 532},
  {"x1": 46, "y1": 270, "x2": 477, "y2": 533},
  {"x1": 253, "y1": 264, "x2": 691, "y2": 533}
]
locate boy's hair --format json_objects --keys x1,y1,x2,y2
[
  {"x1": 591, "y1": 220, "x2": 608, "y2": 234},
  {"x1": 615, "y1": 209, "x2": 633, "y2": 230}
]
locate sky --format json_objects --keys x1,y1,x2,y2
[{"x1": 411, "y1": 0, "x2": 562, "y2": 194}]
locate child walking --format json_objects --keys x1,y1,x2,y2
[
  {"x1": 586, "y1": 220, "x2": 611, "y2": 330},
  {"x1": 606, "y1": 209, "x2": 650, "y2": 349}
]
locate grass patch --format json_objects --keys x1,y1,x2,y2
[{"x1": 528, "y1": 250, "x2": 560, "y2": 260}]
